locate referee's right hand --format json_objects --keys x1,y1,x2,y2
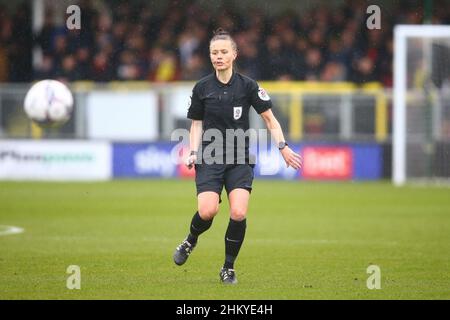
[{"x1": 185, "y1": 154, "x2": 197, "y2": 169}]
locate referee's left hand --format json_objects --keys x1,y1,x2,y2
[{"x1": 280, "y1": 146, "x2": 302, "y2": 170}]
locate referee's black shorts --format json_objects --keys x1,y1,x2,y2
[{"x1": 194, "y1": 163, "x2": 255, "y2": 199}]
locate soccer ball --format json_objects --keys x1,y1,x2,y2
[{"x1": 24, "y1": 79, "x2": 74, "y2": 127}]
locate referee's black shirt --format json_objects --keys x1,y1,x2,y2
[{"x1": 187, "y1": 71, "x2": 272, "y2": 164}]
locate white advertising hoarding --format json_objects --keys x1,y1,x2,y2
[
  {"x1": 167, "y1": 86, "x2": 192, "y2": 118},
  {"x1": 86, "y1": 91, "x2": 158, "y2": 141},
  {"x1": 0, "y1": 140, "x2": 112, "y2": 180}
]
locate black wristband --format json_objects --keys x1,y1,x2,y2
[{"x1": 190, "y1": 150, "x2": 198, "y2": 156}]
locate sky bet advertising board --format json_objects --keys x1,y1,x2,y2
[{"x1": 112, "y1": 143, "x2": 382, "y2": 181}]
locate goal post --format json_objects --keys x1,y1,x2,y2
[{"x1": 393, "y1": 25, "x2": 450, "y2": 186}]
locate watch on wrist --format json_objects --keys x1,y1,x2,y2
[
  {"x1": 278, "y1": 141, "x2": 288, "y2": 150},
  {"x1": 189, "y1": 150, "x2": 198, "y2": 156}
]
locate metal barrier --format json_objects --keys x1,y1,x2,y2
[{"x1": 0, "y1": 81, "x2": 390, "y2": 142}]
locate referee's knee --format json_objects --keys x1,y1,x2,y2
[
  {"x1": 198, "y1": 206, "x2": 219, "y2": 220},
  {"x1": 230, "y1": 208, "x2": 247, "y2": 221}
]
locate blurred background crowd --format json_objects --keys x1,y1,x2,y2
[{"x1": 0, "y1": 0, "x2": 449, "y2": 86}]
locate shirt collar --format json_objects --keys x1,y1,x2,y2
[{"x1": 214, "y1": 71, "x2": 236, "y2": 87}]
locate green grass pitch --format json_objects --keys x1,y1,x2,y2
[{"x1": 0, "y1": 180, "x2": 449, "y2": 299}]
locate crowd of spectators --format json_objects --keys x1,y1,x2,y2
[
  {"x1": 1, "y1": 0, "x2": 450, "y2": 86},
  {"x1": 0, "y1": 3, "x2": 32, "y2": 82}
]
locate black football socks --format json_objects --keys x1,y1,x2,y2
[
  {"x1": 224, "y1": 218, "x2": 247, "y2": 269},
  {"x1": 187, "y1": 211, "x2": 213, "y2": 245}
]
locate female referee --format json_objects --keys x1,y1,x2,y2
[{"x1": 173, "y1": 28, "x2": 302, "y2": 284}]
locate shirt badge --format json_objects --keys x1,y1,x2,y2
[
  {"x1": 233, "y1": 106, "x2": 242, "y2": 120},
  {"x1": 258, "y1": 87, "x2": 271, "y2": 101}
]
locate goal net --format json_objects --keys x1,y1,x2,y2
[{"x1": 393, "y1": 25, "x2": 450, "y2": 185}]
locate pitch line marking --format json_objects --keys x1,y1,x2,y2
[{"x1": 0, "y1": 225, "x2": 24, "y2": 236}]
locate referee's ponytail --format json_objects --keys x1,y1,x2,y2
[{"x1": 210, "y1": 28, "x2": 238, "y2": 52}]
